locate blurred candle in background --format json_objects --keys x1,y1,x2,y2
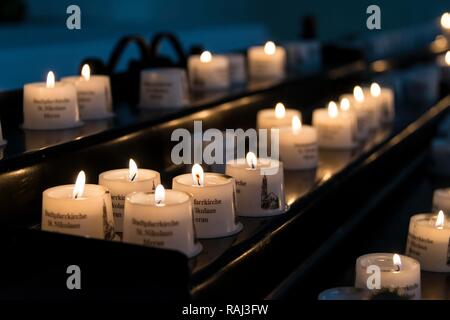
[
  {"x1": 188, "y1": 51, "x2": 230, "y2": 91},
  {"x1": 248, "y1": 41, "x2": 286, "y2": 80}
]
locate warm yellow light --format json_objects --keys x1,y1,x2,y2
[
  {"x1": 328, "y1": 101, "x2": 338, "y2": 118},
  {"x1": 46, "y1": 71, "x2": 55, "y2": 88},
  {"x1": 192, "y1": 163, "x2": 204, "y2": 186},
  {"x1": 129, "y1": 158, "x2": 138, "y2": 181},
  {"x1": 81, "y1": 64, "x2": 90, "y2": 81},
  {"x1": 200, "y1": 51, "x2": 212, "y2": 63},
  {"x1": 155, "y1": 184, "x2": 165, "y2": 206},
  {"x1": 441, "y1": 12, "x2": 450, "y2": 30},
  {"x1": 393, "y1": 253, "x2": 402, "y2": 272},
  {"x1": 445, "y1": 51, "x2": 450, "y2": 66},
  {"x1": 73, "y1": 170, "x2": 86, "y2": 199},
  {"x1": 264, "y1": 41, "x2": 276, "y2": 55},
  {"x1": 292, "y1": 115, "x2": 302, "y2": 132},
  {"x1": 246, "y1": 152, "x2": 257, "y2": 169},
  {"x1": 436, "y1": 210, "x2": 445, "y2": 229},
  {"x1": 370, "y1": 82, "x2": 381, "y2": 98},
  {"x1": 353, "y1": 86, "x2": 364, "y2": 103},
  {"x1": 274, "y1": 102, "x2": 286, "y2": 119},
  {"x1": 340, "y1": 98, "x2": 350, "y2": 111}
]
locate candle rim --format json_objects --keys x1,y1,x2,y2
[
  {"x1": 357, "y1": 253, "x2": 420, "y2": 271},
  {"x1": 410, "y1": 212, "x2": 450, "y2": 229},
  {"x1": 173, "y1": 172, "x2": 233, "y2": 188},
  {"x1": 226, "y1": 157, "x2": 282, "y2": 169},
  {"x1": 44, "y1": 184, "x2": 107, "y2": 200},
  {"x1": 126, "y1": 190, "x2": 191, "y2": 207},
  {"x1": 99, "y1": 168, "x2": 159, "y2": 183}
]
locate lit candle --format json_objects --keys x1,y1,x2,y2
[
  {"x1": 139, "y1": 68, "x2": 190, "y2": 108},
  {"x1": 0, "y1": 119, "x2": 6, "y2": 146},
  {"x1": 61, "y1": 64, "x2": 113, "y2": 120},
  {"x1": 23, "y1": 71, "x2": 82, "y2": 130},
  {"x1": 355, "y1": 253, "x2": 421, "y2": 300},
  {"x1": 406, "y1": 211, "x2": 450, "y2": 272},
  {"x1": 341, "y1": 85, "x2": 379, "y2": 132},
  {"x1": 42, "y1": 170, "x2": 116, "y2": 240},
  {"x1": 279, "y1": 115, "x2": 318, "y2": 169},
  {"x1": 312, "y1": 101, "x2": 357, "y2": 149},
  {"x1": 248, "y1": 41, "x2": 286, "y2": 80},
  {"x1": 368, "y1": 82, "x2": 395, "y2": 124},
  {"x1": 256, "y1": 102, "x2": 301, "y2": 130},
  {"x1": 188, "y1": 51, "x2": 230, "y2": 91},
  {"x1": 339, "y1": 97, "x2": 369, "y2": 142},
  {"x1": 225, "y1": 152, "x2": 286, "y2": 216},
  {"x1": 224, "y1": 53, "x2": 247, "y2": 85},
  {"x1": 432, "y1": 188, "x2": 450, "y2": 214},
  {"x1": 98, "y1": 159, "x2": 161, "y2": 238},
  {"x1": 172, "y1": 164, "x2": 242, "y2": 238},
  {"x1": 440, "y1": 12, "x2": 450, "y2": 39},
  {"x1": 438, "y1": 51, "x2": 450, "y2": 84},
  {"x1": 123, "y1": 185, "x2": 202, "y2": 257}
]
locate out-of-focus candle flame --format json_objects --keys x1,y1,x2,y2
[
  {"x1": 274, "y1": 102, "x2": 286, "y2": 119},
  {"x1": 246, "y1": 152, "x2": 257, "y2": 169},
  {"x1": 436, "y1": 210, "x2": 445, "y2": 229},
  {"x1": 370, "y1": 83, "x2": 381, "y2": 97},
  {"x1": 129, "y1": 158, "x2": 138, "y2": 181},
  {"x1": 46, "y1": 71, "x2": 55, "y2": 88},
  {"x1": 441, "y1": 12, "x2": 450, "y2": 30},
  {"x1": 353, "y1": 86, "x2": 364, "y2": 103},
  {"x1": 192, "y1": 163, "x2": 204, "y2": 186},
  {"x1": 264, "y1": 41, "x2": 276, "y2": 55},
  {"x1": 292, "y1": 115, "x2": 302, "y2": 133},
  {"x1": 73, "y1": 170, "x2": 86, "y2": 199},
  {"x1": 81, "y1": 64, "x2": 90, "y2": 81},
  {"x1": 155, "y1": 184, "x2": 165, "y2": 206},
  {"x1": 328, "y1": 101, "x2": 338, "y2": 118},
  {"x1": 393, "y1": 253, "x2": 402, "y2": 272},
  {"x1": 200, "y1": 51, "x2": 212, "y2": 63},
  {"x1": 445, "y1": 51, "x2": 450, "y2": 66},
  {"x1": 340, "y1": 98, "x2": 350, "y2": 111}
]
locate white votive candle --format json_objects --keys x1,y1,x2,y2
[
  {"x1": 312, "y1": 101, "x2": 357, "y2": 149},
  {"x1": 226, "y1": 152, "x2": 286, "y2": 217},
  {"x1": 23, "y1": 71, "x2": 82, "y2": 130},
  {"x1": 355, "y1": 253, "x2": 421, "y2": 300},
  {"x1": 123, "y1": 185, "x2": 202, "y2": 258},
  {"x1": 99, "y1": 159, "x2": 161, "y2": 237},
  {"x1": 256, "y1": 102, "x2": 301, "y2": 130},
  {"x1": 341, "y1": 85, "x2": 379, "y2": 132},
  {"x1": 406, "y1": 211, "x2": 450, "y2": 272},
  {"x1": 188, "y1": 51, "x2": 230, "y2": 91},
  {"x1": 432, "y1": 188, "x2": 450, "y2": 213},
  {"x1": 225, "y1": 53, "x2": 247, "y2": 85},
  {"x1": 61, "y1": 64, "x2": 113, "y2": 120},
  {"x1": 368, "y1": 82, "x2": 395, "y2": 124},
  {"x1": 279, "y1": 115, "x2": 318, "y2": 169},
  {"x1": 248, "y1": 41, "x2": 286, "y2": 80},
  {"x1": 440, "y1": 12, "x2": 450, "y2": 40},
  {"x1": 172, "y1": 164, "x2": 242, "y2": 239},
  {"x1": 42, "y1": 171, "x2": 116, "y2": 240},
  {"x1": 339, "y1": 97, "x2": 369, "y2": 142}
]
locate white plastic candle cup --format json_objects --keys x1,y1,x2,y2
[
  {"x1": 224, "y1": 53, "x2": 247, "y2": 85},
  {"x1": 355, "y1": 253, "x2": 421, "y2": 300},
  {"x1": 279, "y1": 125, "x2": 318, "y2": 170},
  {"x1": 42, "y1": 184, "x2": 115, "y2": 240},
  {"x1": 226, "y1": 158, "x2": 286, "y2": 217},
  {"x1": 248, "y1": 43, "x2": 286, "y2": 80},
  {"x1": 342, "y1": 91, "x2": 379, "y2": 131},
  {"x1": 99, "y1": 168, "x2": 161, "y2": 236},
  {"x1": 284, "y1": 40, "x2": 321, "y2": 74},
  {"x1": 61, "y1": 75, "x2": 113, "y2": 120},
  {"x1": 23, "y1": 81, "x2": 82, "y2": 130},
  {"x1": 139, "y1": 68, "x2": 190, "y2": 108},
  {"x1": 361, "y1": 86, "x2": 394, "y2": 126},
  {"x1": 172, "y1": 172, "x2": 242, "y2": 239},
  {"x1": 312, "y1": 108, "x2": 357, "y2": 149},
  {"x1": 339, "y1": 95, "x2": 371, "y2": 141},
  {"x1": 123, "y1": 190, "x2": 202, "y2": 258},
  {"x1": 188, "y1": 53, "x2": 230, "y2": 91},
  {"x1": 256, "y1": 107, "x2": 300, "y2": 130},
  {"x1": 406, "y1": 212, "x2": 450, "y2": 272},
  {"x1": 432, "y1": 189, "x2": 450, "y2": 213},
  {"x1": 0, "y1": 120, "x2": 6, "y2": 146}
]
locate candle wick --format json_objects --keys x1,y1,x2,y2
[
  {"x1": 196, "y1": 174, "x2": 201, "y2": 186},
  {"x1": 74, "y1": 193, "x2": 78, "y2": 199},
  {"x1": 131, "y1": 173, "x2": 137, "y2": 181},
  {"x1": 395, "y1": 265, "x2": 400, "y2": 272},
  {"x1": 251, "y1": 162, "x2": 255, "y2": 169}
]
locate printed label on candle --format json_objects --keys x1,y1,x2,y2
[
  {"x1": 407, "y1": 232, "x2": 434, "y2": 257},
  {"x1": 131, "y1": 218, "x2": 179, "y2": 247},
  {"x1": 193, "y1": 198, "x2": 222, "y2": 222},
  {"x1": 77, "y1": 86, "x2": 111, "y2": 114},
  {"x1": 44, "y1": 210, "x2": 88, "y2": 229},
  {"x1": 32, "y1": 98, "x2": 72, "y2": 119},
  {"x1": 318, "y1": 123, "x2": 354, "y2": 145},
  {"x1": 292, "y1": 143, "x2": 318, "y2": 162}
]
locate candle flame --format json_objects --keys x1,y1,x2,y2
[
  {"x1": 370, "y1": 82, "x2": 381, "y2": 97},
  {"x1": 154, "y1": 184, "x2": 165, "y2": 206},
  {"x1": 264, "y1": 41, "x2": 276, "y2": 55},
  {"x1": 441, "y1": 12, "x2": 450, "y2": 30},
  {"x1": 328, "y1": 101, "x2": 338, "y2": 118},
  {"x1": 81, "y1": 64, "x2": 90, "y2": 81},
  {"x1": 436, "y1": 210, "x2": 445, "y2": 229},
  {"x1": 274, "y1": 102, "x2": 286, "y2": 119},
  {"x1": 46, "y1": 71, "x2": 55, "y2": 88},
  {"x1": 129, "y1": 158, "x2": 138, "y2": 181},
  {"x1": 292, "y1": 115, "x2": 302, "y2": 132},
  {"x1": 340, "y1": 98, "x2": 350, "y2": 111},
  {"x1": 73, "y1": 170, "x2": 86, "y2": 199},
  {"x1": 393, "y1": 253, "x2": 402, "y2": 272},
  {"x1": 192, "y1": 163, "x2": 204, "y2": 186},
  {"x1": 200, "y1": 51, "x2": 212, "y2": 63},
  {"x1": 246, "y1": 152, "x2": 257, "y2": 169},
  {"x1": 353, "y1": 86, "x2": 364, "y2": 103},
  {"x1": 445, "y1": 51, "x2": 450, "y2": 66}
]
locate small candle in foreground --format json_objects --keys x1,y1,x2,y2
[
  {"x1": 99, "y1": 159, "x2": 161, "y2": 238},
  {"x1": 226, "y1": 152, "x2": 286, "y2": 216},
  {"x1": 256, "y1": 102, "x2": 301, "y2": 130},
  {"x1": 312, "y1": 101, "x2": 357, "y2": 149},
  {"x1": 406, "y1": 211, "x2": 450, "y2": 272},
  {"x1": 172, "y1": 164, "x2": 242, "y2": 238},
  {"x1": 248, "y1": 41, "x2": 286, "y2": 80},
  {"x1": 123, "y1": 185, "x2": 202, "y2": 258},
  {"x1": 42, "y1": 170, "x2": 116, "y2": 240},
  {"x1": 23, "y1": 71, "x2": 82, "y2": 130},
  {"x1": 279, "y1": 115, "x2": 318, "y2": 170},
  {"x1": 61, "y1": 64, "x2": 114, "y2": 120},
  {"x1": 188, "y1": 51, "x2": 230, "y2": 91},
  {"x1": 355, "y1": 253, "x2": 421, "y2": 300}
]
